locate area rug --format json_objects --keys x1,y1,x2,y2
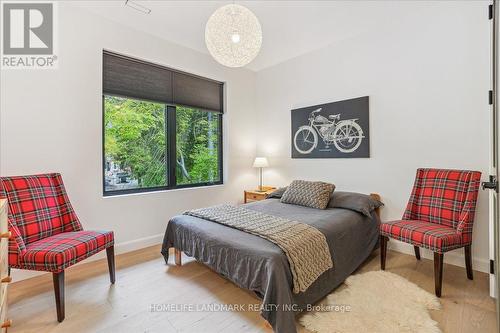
[{"x1": 299, "y1": 270, "x2": 441, "y2": 333}]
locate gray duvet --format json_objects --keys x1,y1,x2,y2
[{"x1": 161, "y1": 198, "x2": 380, "y2": 333}]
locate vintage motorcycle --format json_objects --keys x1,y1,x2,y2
[{"x1": 293, "y1": 108, "x2": 364, "y2": 154}]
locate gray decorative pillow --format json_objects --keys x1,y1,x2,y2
[
  {"x1": 328, "y1": 191, "x2": 383, "y2": 217},
  {"x1": 280, "y1": 180, "x2": 335, "y2": 209},
  {"x1": 267, "y1": 187, "x2": 288, "y2": 199}
]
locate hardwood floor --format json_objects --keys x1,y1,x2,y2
[{"x1": 7, "y1": 245, "x2": 497, "y2": 333}]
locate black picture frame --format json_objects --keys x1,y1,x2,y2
[{"x1": 291, "y1": 96, "x2": 370, "y2": 158}]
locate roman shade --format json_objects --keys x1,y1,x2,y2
[
  {"x1": 103, "y1": 51, "x2": 224, "y2": 113},
  {"x1": 172, "y1": 72, "x2": 222, "y2": 112}
]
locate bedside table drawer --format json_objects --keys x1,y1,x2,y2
[
  {"x1": 244, "y1": 188, "x2": 276, "y2": 203},
  {"x1": 247, "y1": 193, "x2": 265, "y2": 201}
]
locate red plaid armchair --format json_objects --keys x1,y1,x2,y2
[
  {"x1": 0, "y1": 173, "x2": 115, "y2": 322},
  {"x1": 380, "y1": 168, "x2": 481, "y2": 297}
]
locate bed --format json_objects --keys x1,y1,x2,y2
[{"x1": 161, "y1": 194, "x2": 381, "y2": 333}]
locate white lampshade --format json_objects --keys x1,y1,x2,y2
[
  {"x1": 205, "y1": 4, "x2": 262, "y2": 68},
  {"x1": 253, "y1": 157, "x2": 269, "y2": 168}
]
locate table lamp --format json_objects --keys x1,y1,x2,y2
[{"x1": 253, "y1": 157, "x2": 269, "y2": 192}]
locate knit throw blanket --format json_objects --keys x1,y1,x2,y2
[{"x1": 184, "y1": 204, "x2": 333, "y2": 293}]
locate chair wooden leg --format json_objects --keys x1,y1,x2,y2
[
  {"x1": 53, "y1": 271, "x2": 65, "y2": 322},
  {"x1": 414, "y1": 246, "x2": 421, "y2": 260},
  {"x1": 106, "y1": 246, "x2": 116, "y2": 284},
  {"x1": 434, "y1": 252, "x2": 444, "y2": 297},
  {"x1": 380, "y1": 236, "x2": 388, "y2": 270},
  {"x1": 465, "y1": 245, "x2": 473, "y2": 280}
]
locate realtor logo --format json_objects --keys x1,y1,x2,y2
[{"x1": 1, "y1": 2, "x2": 57, "y2": 69}]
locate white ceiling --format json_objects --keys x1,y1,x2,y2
[{"x1": 72, "y1": 1, "x2": 431, "y2": 72}]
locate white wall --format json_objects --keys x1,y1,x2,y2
[
  {"x1": 255, "y1": 2, "x2": 491, "y2": 272},
  {"x1": 0, "y1": 4, "x2": 257, "y2": 280}
]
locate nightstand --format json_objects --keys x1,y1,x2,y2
[{"x1": 244, "y1": 187, "x2": 276, "y2": 203}]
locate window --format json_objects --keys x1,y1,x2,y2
[
  {"x1": 103, "y1": 52, "x2": 223, "y2": 196},
  {"x1": 176, "y1": 107, "x2": 221, "y2": 185},
  {"x1": 104, "y1": 96, "x2": 167, "y2": 192}
]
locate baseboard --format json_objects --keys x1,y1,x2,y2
[
  {"x1": 11, "y1": 233, "x2": 164, "y2": 282},
  {"x1": 387, "y1": 240, "x2": 489, "y2": 273}
]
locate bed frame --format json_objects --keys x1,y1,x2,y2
[{"x1": 173, "y1": 192, "x2": 382, "y2": 266}]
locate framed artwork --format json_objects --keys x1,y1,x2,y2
[{"x1": 291, "y1": 96, "x2": 369, "y2": 158}]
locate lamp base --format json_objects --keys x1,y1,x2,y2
[{"x1": 254, "y1": 185, "x2": 274, "y2": 193}]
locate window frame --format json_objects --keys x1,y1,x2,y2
[{"x1": 102, "y1": 94, "x2": 224, "y2": 197}]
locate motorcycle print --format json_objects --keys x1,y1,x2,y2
[
  {"x1": 291, "y1": 97, "x2": 369, "y2": 158},
  {"x1": 293, "y1": 108, "x2": 364, "y2": 154}
]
